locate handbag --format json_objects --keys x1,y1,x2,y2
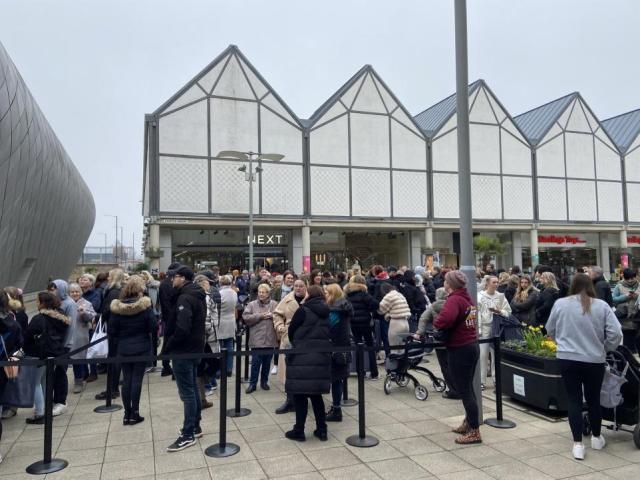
[
  {"x1": 332, "y1": 351, "x2": 350, "y2": 367},
  {"x1": 87, "y1": 319, "x2": 109, "y2": 359},
  {"x1": 0, "y1": 334, "x2": 18, "y2": 379},
  {"x1": 0, "y1": 360, "x2": 39, "y2": 408}
]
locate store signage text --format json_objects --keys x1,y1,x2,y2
[
  {"x1": 628, "y1": 235, "x2": 640, "y2": 245},
  {"x1": 247, "y1": 234, "x2": 284, "y2": 245},
  {"x1": 538, "y1": 235, "x2": 586, "y2": 246}
]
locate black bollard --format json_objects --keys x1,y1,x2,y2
[
  {"x1": 227, "y1": 335, "x2": 251, "y2": 418},
  {"x1": 205, "y1": 349, "x2": 240, "y2": 458},
  {"x1": 346, "y1": 344, "x2": 379, "y2": 448},
  {"x1": 94, "y1": 361, "x2": 122, "y2": 413},
  {"x1": 342, "y1": 372, "x2": 358, "y2": 407},
  {"x1": 26, "y1": 358, "x2": 69, "y2": 474},
  {"x1": 242, "y1": 328, "x2": 250, "y2": 384},
  {"x1": 484, "y1": 336, "x2": 517, "y2": 429}
]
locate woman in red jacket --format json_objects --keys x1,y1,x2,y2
[{"x1": 433, "y1": 270, "x2": 481, "y2": 444}]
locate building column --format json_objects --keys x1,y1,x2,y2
[
  {"x1": 512, "y1": 232, "x2": 523, "y2": 269},
  {"x1": 292, "y1": 229, "x2": 302, "y2": 274},
  {"x1": 302, "y1": 225, "x2": 311, "y2": 273},
  {"x1": 149, "y1": 223, "x2": 160, "y2": 273},
  {"x1": 159, "y1": 228, "x2": 172, "y2": 273},
  {"x1": 599, "y1": 233, "x2": 610, "y2": 276},
  {"x1": 530, "y1": 228, "x2": 539, "y2": 267},
  {"x1": 410, "y1": 231, "x2": 422, "y2": 268},
  {"x1": 425, "y1": 227, "x2": 434, "y2": 250},
  {"x1": 620, "y1": 228, "x2": 628, "y2": 249}
]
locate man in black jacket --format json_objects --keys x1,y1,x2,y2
[
  {"x1": 589, "y1": 266, "x2": 613, "y2": 307},
  {"x1": 165, "y1": 266, "x2": 207, "y2": 452},
  {"x1": 158, "y1": 262, "x2": 181, "y2": 376}
]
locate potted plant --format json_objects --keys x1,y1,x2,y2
[
  {"x1": 473, "y1": 235, "x2": 504, "y2": 271},
  {"x1": 144, "y1": 247, "x2": 164, "y2": 259},
  {"x1": 500, "y1": 327, "x2": 568, "y2": 414}
]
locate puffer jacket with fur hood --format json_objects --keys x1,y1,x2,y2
[
  {"x1": 108, "y1": 296, "x2": 156, "y2": 356},
  {"x1": 23, "y1": 309, "x2": 70, "y2": 358},
  {"x1": 345, "y1": 282, "x2": 379, "y2": 329}
]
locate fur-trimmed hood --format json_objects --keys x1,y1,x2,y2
[
  {"x1": 39, "y1": 309, "x2": 71, "y2": 325},
  {"x1": 110, "y1": 296, "x2": 152, "y2": 316},
  {"x1": 344, "y1": 282, "x2": 367, "y2": 294}
]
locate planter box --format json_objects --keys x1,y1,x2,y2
[{"x1": 500, "y1": 348, "x2": 568, "y2": 414}]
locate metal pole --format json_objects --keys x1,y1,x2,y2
[
  {"x1": 248, "y1": 154, "x2": 254, "y2": 273},
  {"x1": 484, "y1": 337, "x2": 516, "y2": 428},
  {"x1": 115, "y1": 216, "x2": 119, "y2": 264},
  {"x1": 346, "y1": 344, "x2": 378, "y2": 447},
  {"x1": 227, "y1": 334, "x2": 251, "y2": 417},
  {"x1": 103, "y1": 233, "x2": 107, "y2": 264},
  {"x1": 454, "y1": 0, "x2": 481, "y2": 421}
]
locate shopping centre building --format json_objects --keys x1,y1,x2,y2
[{"x1": 142, "y1": 45, "x2": 640, "y2": 278}]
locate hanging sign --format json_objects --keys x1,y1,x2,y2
[
  {"x1": 627, "y1": 235, "x2": 640, "y2": 246},
  {"x1": 537, "y1": 235, "x2": 586, "y2": 246}
]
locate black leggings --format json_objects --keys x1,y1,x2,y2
[
  {"x1": 121, "y1": 361, "x2": 147, "y2": 413},
  {"x1": 293, "y1": 394, "x2": 326, "y2": 433},
  {"x1": 559, "y1": 359, "x2": 605, "y2": 442},
  {"x1": 351, "y1": 326, "x2": 378, "y2": 378},
  {"x1": 447, "y1": 343, "x2": 480, "y2": 429}
]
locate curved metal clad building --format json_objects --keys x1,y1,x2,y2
[{"x1": 0, "y1": 41, "x2": 95, "y2": 292}]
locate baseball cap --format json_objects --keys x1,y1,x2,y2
[{"x1": 169, "y1": 265, "x2": 194, "y2": 281}]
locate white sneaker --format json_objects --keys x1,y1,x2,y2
[
  {"x1": 52, "y1": 403, "x2": 67, "y2": 417},
  {"x1": 572, "y1": 443, "x2": 585, "y2": 460},
  {"x1": 270, "y1": 365, "x2": 278, "y2": 375},
  {"x1": 591, "y1": 435, "x2": 606, "y2": 450},
  {"x1": 205, "y1": 386, "x2": 217, "y2": 396}
]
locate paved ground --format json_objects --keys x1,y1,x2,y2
[{"x1": 1, "y1": 356, "x2": 638, "y2": 479}]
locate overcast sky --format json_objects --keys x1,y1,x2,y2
[{"x1": 1, "y1": 0, "x2": 638, "y2": 254}]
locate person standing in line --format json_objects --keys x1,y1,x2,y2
[
  {"x1": 164, "y1": 266, "x2": 206, "y2": 452},
  {"x1": 271, "y1": 270, "x2": 295, "y2": 376},
  {"x1": 217, "y1": 275, "x2": 237, "y2": 375},
  {"x1": 612, "y1": 268, "x2": 640, "y2": 352},
  {"x1": 68, "y1": 283, "x2": 95, "y2": 393},
  {"x1": 535, "y1": 271, "x2": 560, "y2": 327},
  {"x1": 510, "y1": 275, "x2": 539, "y2": 326},
  {"x1": 4, "y1": 287, "x2": 27, "y2": 333},
  {"x1": 158, "y1": 262, "x2": 181, "y2": 377},
  {"x1": 399, "y1": 270, "x2": 427, "y2": 333},
  {"x1": 79, "y1": 274, "x2": 102, "y2": 314},
  {"x1": 284, "y1": 285, "x2": 332, "y2": 442},
  {"x1": 546, "y1": 273, "x2": 622, "y2": 460},
  {"x1": 242, "y1": 284, "x2": 277, "y2": 393},
  {"x1": 345, "y1": 275, "x2": 379, "y2": 380},
  {"x1": 195, "y1": 272, "x2": 220, "y2": 400},
  {"x1": 108, "y1": 276, "x2": 157, "y2": 426},
  {"x1": 0, "y1": 292, "x2": 23, "y2": 448},
  {"x1": 139, "y1": 271, "x2": 161, "y2": 372},
  {"x1": 377, "y1": 283, "x2": 411, "y2": 349},
  {"x1": 588, "y1": 266, "x2": 613, "y2": 307},
  {"x1": 433, "y1": 271, "x2": 481, "y2": 444}
]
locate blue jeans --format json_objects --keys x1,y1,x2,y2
[
  {"x1": 172, "y1": 358, "x2": 201, "y2": 438},
  {"x1": 219, "y1": 338, "x2": 234, "y2": 373},
  {"x1": 33, "y1": 366, "x2": 47, "y2": 416},
  {"x1": 249, "y1": 349, "x2": 272, "y2": 386}
]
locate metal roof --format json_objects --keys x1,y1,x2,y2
[
  {"x1": 413, "y1": 80, "x2": 482, "y2": 138},
  {"x1": 602, "y1": 108, "x2": 640, "y2": 154},
  {"x1": 513, "y1": 93, "x2": 576, "y2": 145}
]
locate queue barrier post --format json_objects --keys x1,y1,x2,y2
[
  {"x1": 94, "y1": 357, "x2": 122, "y2": 413},
  {"x1": 342, "y1": 367, "x2": 358, "y2": 407},
  {"x1": 346, "y1": 343, "x2": 379, "y2": 448},
  {"x1": 26, "y1": 358, "x2": 68, "y2": 475},
  {"x1": 227, "y1": 334, "x2": 251, "y2": 418},
  {"x1": 484, "y1": 336, "x2": 516, "y2": 429},
  {"x1": 205, "y1": 349, "x2": 240, "y2": 458},
  {"x1": 242, "y1": 327, "x2": 250, "y2": 384}
]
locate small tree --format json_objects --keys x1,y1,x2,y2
[
  {"x1": 134, "y1": 262, "x2": 149, "y2": 272},
  {"x1": 473, "y1": 235, "x2": 505, "y2": 271}
]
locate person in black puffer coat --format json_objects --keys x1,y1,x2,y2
[
  {"x1": 346, "y1": 275, "x2": 379, "y2": 379},
  {"x1": 158, "y1": 262, "x2": 181, "y2": 377},
  {"x1": 109, "y1": 276, "x2": 157, "y2": 426},
  {"x1": 588, "y1": 266, "x2": 613, "y2": 307},
  {"x1": 324, "y1": 283, "x2": 354, "y2": 423},
  {"x1": 284, "y1": 286, "x2": 331, "y2": 442},
  {"x1": 399, "y1": 270, "x2": 427, "y2": 332}
]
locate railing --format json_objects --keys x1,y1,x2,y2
[{"x1": 2, "y1": 335, "x2": 514, "y2": 475}]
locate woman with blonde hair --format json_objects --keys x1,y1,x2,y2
[
  {"x1": 510, "y1": 275, "x2": 538, "y2": 326},
  {"x1": 68, "y1": 283, "x2": 96, "y2": 393},
  {"x1": 324, "y1": 283, "x2": 353, "y2": 422},
  {"x1": 535, "y1": 271, "x2": 560, "y2": 327}
]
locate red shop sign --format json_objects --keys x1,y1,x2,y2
[
  {"x1": 628, "y1": 235, "x2": 640, "y2": 245},
  {"x1": 538, "y1": 235, "x2": 586, "y2": 246}
]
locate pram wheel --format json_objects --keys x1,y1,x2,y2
[
  {"x1": 634, "y1": 424, "x2": 640, "y2": 449},
  {"x1": 384, "y1": 376, "x2": 392, "y2": 395},
  {"x1": 396, "y1": 376, "x2": 410, "y2": 387},
  {"x1": 414, "y1": 385, "x2": 428, "y2": 401},
  {"x1": 582, "y1": 413, "x2": 591, "y2": 436},
  {"x1": 432, "y1": 377, "x2": 446, "y2": 393}
]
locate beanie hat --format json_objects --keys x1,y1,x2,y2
[{"x1": 445, "y1": 270, "x2": 467, "y2": 290}]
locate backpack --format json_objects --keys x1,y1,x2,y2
[{"x1": 600, "y1": 362, "x2": 627, "y2": 409}]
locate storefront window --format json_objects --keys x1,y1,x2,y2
[
  {"x1": 538, "y1": 248, "x2": 598, "y2": 279},
  {"x1": 609, "y1": 248, "x2": 640, "y2": 281}
]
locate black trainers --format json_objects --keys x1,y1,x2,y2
[
  {"x1": 166, "y1": 434, "x2": 196, "y2": 452},
  {"x1": 25, "y1": 416, "x2": 45, "y2": 425},
  {"x1": 313, "y1": 429, "x2": 328, "y2": 441},
  {"x1": 179, "y1": 425, "x2": 203, "y2": 438},
  {"x1": 285, "y1": 429, "x2": 306, "y2": 442},
  {"x1": 326, "y1": 407, "x2": 342, "y2": 422}
]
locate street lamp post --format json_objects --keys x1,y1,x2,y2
[
  {"x1": 98, "y1": 233, "x2": 107, "y2": 264},
  {"x1": 217, "y1": 151, "x2": 284, "y2": 273},
  {"x1": 104, "y1": 215, "x2": 118, "y2": 265}
]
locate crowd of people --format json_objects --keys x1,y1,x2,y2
[{"x1": 0, "y1": 259, "x2": 635, "y2": 459}]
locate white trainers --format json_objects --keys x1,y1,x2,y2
[
  {"x1": 52, "y1": 403, "x2": 67, "y2": 417},
  {"x1": 270, "y1": 365, "x2": 278, "y2": 375},
  {"x1": 591, "y1": 435, "x2": 606, "y2": 450},
  {"x1": 572, "y1": 443, "x2": 585, "y2": 460}
]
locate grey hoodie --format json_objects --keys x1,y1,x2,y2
[
  {"x1": 546, "y1": 295, "x2": 623, "y2": 363},
  {"x1": 52, "y1": 279, "x2": 79, "y2": 349}
]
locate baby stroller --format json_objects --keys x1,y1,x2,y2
[
  {"x1": 383, "y1": 333, "x2": 446, "y2": 400},
  {"x1": 583, "y1": 345, "x2": 640, "y2": 448}
]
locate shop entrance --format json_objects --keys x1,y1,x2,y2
[{"x1": 539, "y1": 248, "x2": 598, "y2": 279}]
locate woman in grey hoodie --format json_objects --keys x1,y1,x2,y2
[{"x1": 546, "y1": 273, "x2": 622, "y2": 461}]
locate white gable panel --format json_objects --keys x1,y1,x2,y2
[
  {"x1": 350, "y1": 113, "x2": 390, "y2": 168},
  {"x1": 470, "y1": 124, "x2": 500, "y2": 174},
  {"x1": 566, "y1": 101, "x2": 592, "y2": 133},
  {"x1": 539, "y1": 123, "x2": 563, "y2": 145},
  {"x1": 351, "y1": 74, "x2": 387, "y2": 114},
  {"x1": 597, "y1": 181, "x2": 623, "y2": 222},
  {"x1": 261, "y1": 93, "x2": 298, "y2": 126},
  {"x1": 470, "y1": 88, "x2": 498, "y2": 124},
  {"x1": 538, "y1": 178, "x2": 567, "y2": 221},
  {"x1": 310, "y1": 166, "x2": 349, "y2": 216},
  {"x1": 558, "y1": 101, "x2": 574, "y2": 129},
  {"x1": 392, "y1": 108, "x2": 422, "y2": 136},
  {"x1": 162, "y1": 84, "x2": 206, "y2": 114},
  {"x1": 393, "y1": 171, "x2": 428, "y2": 218},
  {"x1": 212, "y1": 55, "x2": 255, "y2": 100},
  {"x1": 436, "y1": 114, "x2": 457, "y2": 137},
  {"x1": 341, "y1": 75, "x2": 365, "y2": 109},
  {"x1": 391, "y1": 120, "x2": 427, "y2": 170},
  {"x1": 567, "y1": 180, "x2": 597, "y2": 221},
  {"x1": 594, "y1": 130, "x2": 617, "y2": 152},
  {"x1": 626, "y1": 148, "x2": 640, "y2": 182},
  {"x1": 501, "y1": 130, "x2": 532, "y2": 175},
  {"x1": 594, "y1": 138, "x2": 621, "y2": 181},
  {"x1": 486, "y1": 89, "x2": 507, "y2": 123},
  {"x1": 159, "y1": 157, "x2": 208, "y2": 213},
  {"x1": 537, "y1": 134, "x2": 565, "y2": 177},
  {"x1": 313, "y1": 101, "x2": 347, "y2": 126},
  {"x1": 432, "y1": 173, "x2": 460, "y2": 218},
  {"x1": 238, "y1": 57, "x2": 269, "y2": 99},
  {"x1": 565, "y1": 133, "x2": 595, "y2": 179},
  {"x1": 582, "y1": 102, "x2": 600, "y2": 133},
  {"x1": 159, "y1": 100, "x2": 207, "y2": 157},
  {"x1": 471, "y1": 175, "x2": 502, "y2": 219},
  {"x1": 627, "y1": 183, "x2": 640, "y2": 222},
  {"x1": 372, "y1": 75, "x2": 397, "y2": 113},
  {"x1": 352, "y1": 169, "x2": 390, "y2": 217},
  {"x1": 260, "y1": 106, "x2": 302, "y2": 164},
  {"x1": 261, "y1": 164, "x2": 303, "y2": 215},
  {"x1": 210, "y1": 98, "x2": 258, "y2": 155},
  {"x1": 310, "y1": 115, "x2": 349, "y2": 166},
  {"x1": 503, "y1": 177, "x2": 533, "y2": 220},
  {"x1": 431, "y1": 129, "x2": 458, "y2": 172},
  {"x1": 211, "y1": 160, "x2": 258, "y2": 214},
  {"x1": 198, "y1": 56, "x2": 227, "y2": 94},
  {"x1": 501, "y1": 118, "x2": 528, "y2": 145}
]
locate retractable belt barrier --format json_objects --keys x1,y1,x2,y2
[{"x1": 8, "y1": 335, "x2": 513, "y2": 475}]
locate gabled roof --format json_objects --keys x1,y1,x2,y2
[
  {"x1": 412, "y1": 80, "x2": 483, "y2": 138},
  {"x1": 602, "y1": 108, "x2": 640, "y2": 154},
  {"x1": 513, "y1": 92, "x2": 577, "y2": 146}
]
